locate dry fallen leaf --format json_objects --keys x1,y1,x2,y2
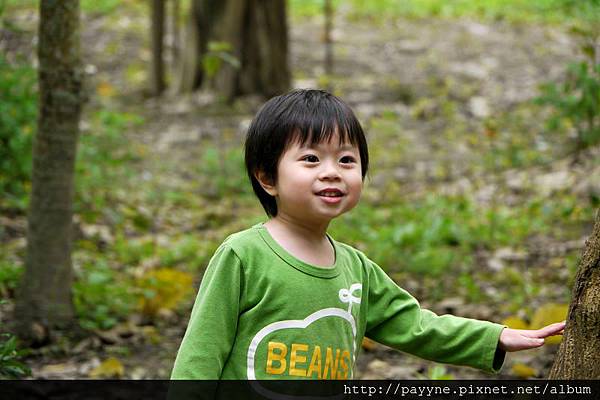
[
  {"x1": 137, "y1": 268, "x2": 193, "y2": 317},
  {"x1": 88, "y1": 357, "x2": 125, "y2": 379},
  {"x1": 511, "y1": 363, "x2": 537, "y2": 379},
  {"x1": 361, "y1": 337, "x2": 378, "y2": 352},
  {"x1": 96, "y1": 81, "x2": 115, "y2": 98}
]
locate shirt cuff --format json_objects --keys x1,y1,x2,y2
[{"x1": 483, "y1": 323, "x2": 507, "y2": 373}]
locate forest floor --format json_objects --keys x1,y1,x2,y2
[{"x1": 1, "y1": 5, "x2": 599, "y2": 380}]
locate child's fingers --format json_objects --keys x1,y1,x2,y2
[
  {"x1": 528, "y1": 321, "x2": 566, "y2": 338},
  {"x1": 515, "y1": 337, "x2": 545, "y2": 351}
]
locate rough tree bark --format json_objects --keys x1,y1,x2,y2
[
  {"x1": 174, "y1": 0, "x2": 290, "y2": 100},
  {"x1": 548, "y1": 209, "x2": 600, "y2": 378},
  {"x1": 15, "y1": 0, "x2": 83, "y2": 343}
]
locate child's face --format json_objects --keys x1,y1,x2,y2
[{"x1": 263, "y1": 131, "x2": 363, "y2": 225}]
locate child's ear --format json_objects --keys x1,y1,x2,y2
[{"x1": 255, "y1": 171, "x2": 277, "y2": 196}]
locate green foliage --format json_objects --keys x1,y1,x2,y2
[
  {"x1": 73, "y1": 261, "x2": 136, "y2": 330},
  {"x1": 289, "y1": 0, "x2": 597, "y2": 24},
  {"x1": 0, "y1": 0, "x2": 35, "y2": 13},
  {"x1": 113, "y1": 234, "x2": 155, "y2": 266},
  {"x1": 1, "y1": 0, "x2": 129, "y2": 15},
  {"x1": 157, "y1": 236, "x2": 206, "y2": 269},
  {"x1": 0, "y1": 260, "x2": 23, "y2": 299},
  {"x1": 75, "y1": 110, "x2": 145, "y2": 217},
  {"x1": 0, "y1": 299, "x2": 30, "y2": 379},
  {"x1": 536, "y1": 59, "x2": 600, "y2": 151},
  {"x1": 198, "y1": 144, "x2": 251, "y2": 199},
  {"x1": 288, "y1": 0, "x2": 342, "y2": 18},
  {"x1": 201, "y1": 41, "x2": 241, "y2": 80},
  {"x1": 0, "y1": 55, "x2": 37, "y2": 209},
  {"x1": 0, "y1": 332, "x2": 31, "y2": 379},
  {"x1": 81, "y1": 0, "x2": 121, "y2": 15}
]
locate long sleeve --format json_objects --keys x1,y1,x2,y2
[
  {"x1": 364, "y1": 260, "x2": 505, "y2": 373},
  {"x1": 171, "y1": 244, "x2": 243, "y2": 379}
]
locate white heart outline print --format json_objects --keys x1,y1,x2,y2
[{"x1": 246, "y1": 283, "x2": 362, "y2": 380}]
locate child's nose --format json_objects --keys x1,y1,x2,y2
[{"x1": 318, "y1": 161, "x2": 341, "y2": 180}]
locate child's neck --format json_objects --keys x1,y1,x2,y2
[{"x1": 264, "y1": 216, "x2": 335, "y2": 268}]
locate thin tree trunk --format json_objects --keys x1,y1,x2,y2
[
  {"x1": 173, "y1": 4, "x2": 201, "y2": 94},
  {"x1": 151, "y1": 0, "x2": 166, "y2": 95},
  {"x1": 323, "y1": 0, "x2": 333, "y2": 76},
  {"x1": 548, "y1": 209, "x2": 600, "y2": 378},
  {"x1": 15, "y1": 0, "x2": 83, "y2": 343},
  {"x1": 171, "y1": 0, "x2": 180, "y2": 71}
]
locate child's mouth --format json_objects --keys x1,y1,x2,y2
[{"x1": 316, "y1": 189, "x2": 344, "y2": 203}]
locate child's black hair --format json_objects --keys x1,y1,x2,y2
[{"x1": 244, "y1": 89, "x2": 369, "y2": 217}]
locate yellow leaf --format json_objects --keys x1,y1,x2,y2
[
  {"x1": 97, "y1": 82, "x2": 115, "y2": 98},
  {"x1": 89, "y1": 357, "x2": 124, "y2": 378},
  {"x1": 530, "y1": 303, "x2": 568, "y2": 345},
  {"x1": 138, "y1": 268, "x2": 193, "y2": 317},
  {"x1": 511, "y1": 363, "x2": 537, "y2": 379},
  {"x1": 361, "y1": 337, "x2": 377, "y2": 351},
  {"x1": 501, "y1": 316, "x2": 529, "y2": 330}
]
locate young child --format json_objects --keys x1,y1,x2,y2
[{"x1": 171, "y1": 89, "x2": 564, "y2": 380}]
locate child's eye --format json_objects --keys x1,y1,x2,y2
[
  {"x1": 301, "y1": 155, "x2": 319, "y2": 163},
  {"x1": 340, "y1": 156, "x2": 357, "y2": 164}
]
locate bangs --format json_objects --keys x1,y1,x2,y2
[
  {"x1": 289, "y1": 121, "x2": 361, "y2": 149},
  {"x1": 283, "y1": 94, "x2": 365, "y2": 150}
]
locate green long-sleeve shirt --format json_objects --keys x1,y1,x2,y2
[{"x1": 171, "y1": 223, "x2": 505, "y2": 380}]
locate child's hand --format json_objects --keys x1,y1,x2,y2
[{"x1": 499, "y1": 321, "x2": 566, "y2": 352}]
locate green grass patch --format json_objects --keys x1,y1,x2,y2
[
  {"x1": 73, "y1": 259, "x2": 136, "y2": 331},
  {"x1": 289, "y1": 0, "x2": 599, "y2": 25},
  {"x1": 194, "y1": 143, "x2": 254, "y2": 200},
  {"x1": 0, "y1": 55, "x2": 36, "y2": 210},
  {"x1": 75, "y1": 109, "x2": 145, "y2": 221},
  {"x1": 0, "y1": 259, "x2": 23, "y2": 299},
  {"x1": 1, "y1": 0, "x2": 128, "y2": 15}
]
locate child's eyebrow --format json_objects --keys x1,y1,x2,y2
[{"x1": 298, "y1": 143, "x2": 357, "y2": 151}]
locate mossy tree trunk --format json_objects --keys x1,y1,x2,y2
[
  {"x1": 548, "y1": 209, "x2": 600, "y2": 378},
  {"x1": 174, "y1": 0, "x2": 290, "y2": 100},
  {"x1": 15, "y1": 0, "x2": 83, "y2": 343}
]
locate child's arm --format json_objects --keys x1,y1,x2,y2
[
  {"x1": 364, "y1": 260, "x2": 505, "y2": 373},
  {"x1": 171, "y1": 244, "x2": 243, "y2": 379}
]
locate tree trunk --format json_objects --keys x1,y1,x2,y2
[
  {"x1": 170, "y1": 0, "x2": 180, "y2": 71},
  {"x1": 15, "y1": 0, "x2": 83, "y2": 343},
  {"x1": 175, "y1": 0, "x2": 290, "y2": 100},
  {"x1": 151, "y1": 0, "x2": 166, "y2": 96},
  {"x1": 323, "y1": 0, "x2": 333, "y2": 76},
  {"x1": 548, "y1": 209, "x2": 600, "y2": 378}
]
